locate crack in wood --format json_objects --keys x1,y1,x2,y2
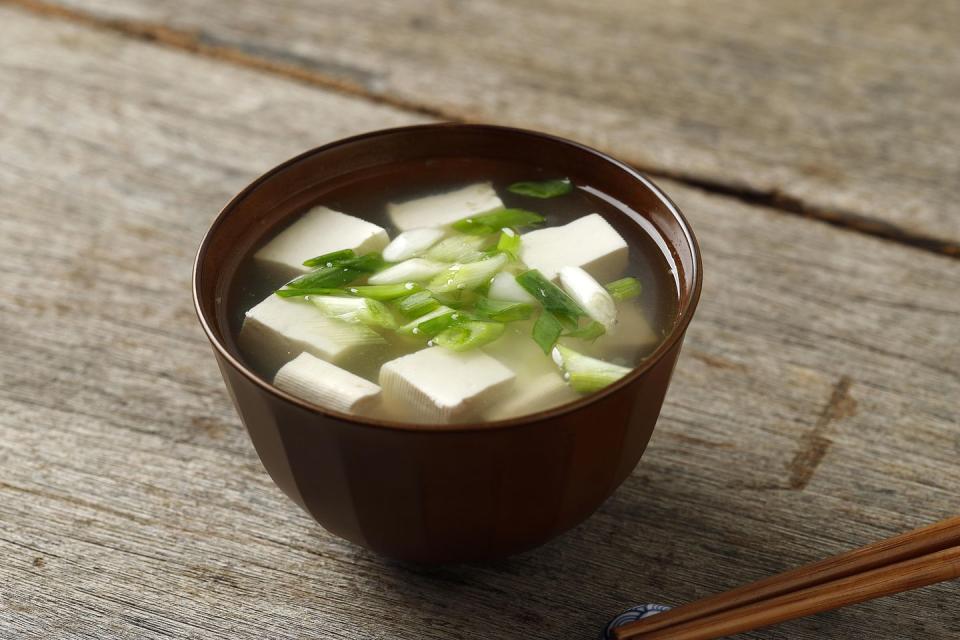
[
  {"x1": 660, "y1": 172, "x2": 960, "y2": 260},
  {"x1": 787, "y1": 376, "x2": 858, "y2": 490},
  {"x1": 4, "y1": 0, "x2": 959, "y2": 261}
]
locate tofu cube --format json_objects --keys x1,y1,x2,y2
[
  {"x1": 379, "y1": 347, "x2": 515, "y2": 424},
  {"x1": 254, "y1": 206, "x2": 388, "y2": 279},
  {"x1": 519, "y1": 213, "x2": 628, "y2": 282},
  {"x1": 388, "y1": 182, "x2": 504, "y2": 231},
  {"x1": 482, "y1": 323, "x2": 556, "y2": 379},
  {"x1": 485, "y1": 371, "x2": 579, "y2": 421},
  {"x1": 483, "y1": 324, "x2": 578, "y2": 420},
  {"x1": 239, "y1": 294, "x2": 384, "y2": 373},
  {"x1": 563, "y1": 300, "x2": 659, "y2": 362},
  {"x1": 274, "y1": 352, "x2": 381, "y2": 415}
]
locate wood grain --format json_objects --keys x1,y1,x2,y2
[
  {"x1": 0, "y1": 6, "x2": 958, "y2": 639},
  {"x1": 614, "y1": 516, "x2": 960, "y2": 637},
  {"x1": 14, "y1": 0, "x2": 960, "y2": 253}
]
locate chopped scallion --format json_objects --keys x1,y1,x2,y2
[
  {"x1": 367, "y1": 258, "x2": 448, "y2": 285},
  {"x1": 496, "y1": 228, "x2": 522, "y2": 259},
  {"x1": 474, "y1": 297, "x2": 534, "y2": 323},
  {"x1": 415, "y1": 311, "x2": 459, "y2": 338},
  {"x1": 434, "y1": 321, "x2": 505, "y2": 352},
  {"x1": 563, "y1": 320, "x2": 606, "y2": 341},
  {"x1": 552, "y1": 344, "x2": 632, "y2": 393},
  {"x1": 279, "y1": 252, "x2": 384, "y2": 293},
  {"x1": 433, "y1": 289, "x2": 480, "y2": 309},
  {"x1": 507, "y1": 178, "x2": 573, "y2": 199},
  {"x1": 396, "y1": 290, "x2": 440, "y2": 318},
  {"x1": 532, "y1": 310, "x2": 564, "y2": 354},
  {"x1": 398, "y1": 306, "x2": 457, "y2": 337},
  {"x1": 308, "y1": 295, "x2": 397, "y2": 329},
  {"x1": 425, "y1": 234, "x2": 490, "y2": 263},
  {"x1": 345, "y1": 282, "x2": 423, "y2": 301},
  {"x1": 604, "y1": 276, "x2": 642, "y2": 301},
  {"x1": 428, "y1": 253, "x2": 509, "y2": 294},
  {"x1": 274, "y1": 287, "x2": 348, "y2": 298},
  {"x1": 451, "y1": 208, "x2": 545, "y2": 235},
  {"x1": 515, "y1": 269, "x2": 586, "y2": 328},
  {"x1": 302, "y1": 248, "x2": 357, "y2": 268}
]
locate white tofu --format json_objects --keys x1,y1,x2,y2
[
  {"x1": 488, "y1": 272, "x2": 536, "y2": 303},
  {"x1": 239, "y1": 294, "x2": 384, "y2": 373},
  {"x1": 483, "y1": 325, "x2": 579, "y2": 420},
  {"x1": 519, "y1": 213, "x2": 628, "y2": 282},
  {"x1": 485, "y1": 371, "x2": 579, "y2": 421},
  {"x1": 564, "y1": 300, "x2": 659, "y2": 362},
  {"x1": 367, "y1": 258, "x2": 449, "y2": 285},
  {"x1": 274, "y1": 353, "x2": 381, "y2": 415},
  {"x1": 482, "y1": 322, "x2": 555, "y2": 378},
  {"x1": 388, "y1": 182, "x2": 504, "y2": 231},
  {"x1": 254, "y1": 206, "x2": 389, "y2": 278},
  {"x1": 379, "y1": 347, "x2": 515, "y2": 424},
  {"x1": 598, "y1": 300, "x2": 659, "y2": 351}
]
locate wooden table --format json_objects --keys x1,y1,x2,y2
[{"x1": 1, "y1": 2, "x2": 957, "y2": 637}]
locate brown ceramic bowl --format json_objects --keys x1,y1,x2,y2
[{"x1": 193, "y1": 124, "x2": 702, "y2": 564}]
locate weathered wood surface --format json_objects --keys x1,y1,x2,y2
[
  {"x1": 0, "y1": 6, "x2": 958, "y2": 640},
  {"x1": 18, "y1": 0, "x2": 960, "y2": 254}
]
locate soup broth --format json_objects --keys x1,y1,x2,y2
[{"x1": 229, "y1": 157, "x2": 679, "y2": 424}]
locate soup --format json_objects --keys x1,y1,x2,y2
[{"x1": 230, "y1": 158, "x2": 679, "y2": 424}]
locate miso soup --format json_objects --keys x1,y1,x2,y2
[{"x1": 230, "y1": 158, "x2": 679, "y2": 425}]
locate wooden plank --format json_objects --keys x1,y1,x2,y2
[
  {"x1": 16, "y1": 0, "x2": 960, "y2": 254},
  {"x1": 0, "y1": 7, "x2": 958, "y2": 639}
]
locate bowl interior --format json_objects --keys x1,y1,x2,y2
[{"x1": 193, "y1": 124, "x2": 702, "y2": 430}]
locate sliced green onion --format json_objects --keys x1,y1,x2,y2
[
  {"x1": 515, "y1": 269, "x2": 586, "y2": 328},
  {"x1": 496, "y1": 228, "x2": 522, "y2": 259},
  {"x1": 345, "y1": 282, "x2": 423, "y2": 301},
  {"x1": 308, "y1": 295, "x2": 397, "y2": 329},
  {"x1": 279, "y1": 252, "x2": 384, "y2": 293},
  {"x1": 563, "y1": 320, "x2": 606, "y2": 341},
  {"x1": 532, "y1": 310, "x2": 564, "y2": 354},
  {"x1": 433, "y1": 289, "x2": 482, "y2": 310},
  {"x1": 552, "y1": 344, "x2": 631, "y2": 393},
  {"x1": 451, "y1": 208, "x2": 545, "y2": 235},
  {"x1": 382, "y1": 227, "x2": 445, "y2": 262},
  {"x1": 274, "y1": 287, "x2": 348, "y2": 298},
  {"x1": 398, "y1": 306, "x2": 456, "y2": 337},
  {"x1": 604, "y1": 276, "x2": 642, "y2": 301},
  {"x1": 417, "y1": 311, "x2": 461, "y2": 338},
  {"x1": 474, "y1": 297, "x2": 534, "y2": 323},
  {"x1": 302, "y1": 248, "x2": 356, "y2": 268},
  {"x1": 507, "y1": 178, "x2": 572, "y2": 199},
  {"x1": 279, "y1": 267, "x2": 366, "y2": 293},
  {"x1": 435, "y1": 321, "x2": 505, "y2": 352},
  {"x1": 428, "y1": 253, "x2": 509, "y2": 294},
  {"x1": 425, "y1": 234, "x2": 489, "y2": 263},
  {"x1": 396, "y1": 290, "x2": 440, "y2": 318},
  {"x1": 367, "y1": 258, "x2": 449, "y2": 285}
]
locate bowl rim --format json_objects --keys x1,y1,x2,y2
[{"x1": 193, "y1": 123, "x2": 703, "y2": 433}]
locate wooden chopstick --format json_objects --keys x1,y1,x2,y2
[
  {"x1": 622, "y1": 545, "x2": 960, "y2": 640},
  {"x1": 612, "y1": 515, "x2": 960, "y2": 639}
]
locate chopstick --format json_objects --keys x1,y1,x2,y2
[
  {"x1": 612, "y1": 515, "x2": 960, "y2": 640},
  {"x1": 620, "y1": 546, "x2": 960, "y2": 639}
]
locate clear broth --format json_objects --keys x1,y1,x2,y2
[{"x1": 229, "y1": 157, "x2": 680, "y2": 422}]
